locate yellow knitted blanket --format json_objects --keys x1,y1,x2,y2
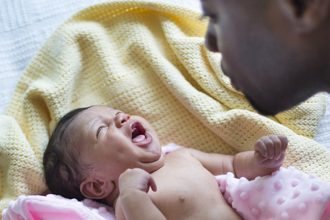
[{"x1": 1, "y1": 0, "x2": 329, "y2": 213}]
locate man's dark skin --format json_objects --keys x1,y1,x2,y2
[{"x1": 201, "y1": 0, "x2": 330, "y2": 115}]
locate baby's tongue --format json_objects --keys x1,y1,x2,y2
[{"x1": 132, "y1": 134, "x2": 146, "y2": 143}]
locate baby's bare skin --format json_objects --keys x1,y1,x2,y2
[
  {"x1": 115, "y1": 135, "x2": 288, "y2": 220},
  {"x1": 46, "y1": 106, "x2": 289, "y2": 220},
  {"x1": 148, "y1": 149, "x2": 241, "y2": 220}
]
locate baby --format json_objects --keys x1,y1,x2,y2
[{"x1": 43, "y1": 105, "x2": 288, "y2": 220}]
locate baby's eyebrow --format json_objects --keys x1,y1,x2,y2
[
  {"x1": 89, "y1": 116, "x2": 102, "y2": 128},
  {"x1": 115, "y1": 111, "x2": 124, "y2": 116}
]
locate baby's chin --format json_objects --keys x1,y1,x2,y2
[
  {"x1": 147, "y1": 153, "x2": 165, "y2": 173},
  {"x1": 141, "y1": 145, "x2": 165, "y2": 173}
]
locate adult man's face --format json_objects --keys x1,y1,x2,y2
[{"x1": 201, "y1": 0, "x2": 329, "y2": 115}]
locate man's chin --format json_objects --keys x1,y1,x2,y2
[{"x1": 245, "y1": 94, "x2": 283, "y2": 116}]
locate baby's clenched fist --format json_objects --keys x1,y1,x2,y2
[{"x1": 254, "y1": 135, "x2": 288, "y2": 169}]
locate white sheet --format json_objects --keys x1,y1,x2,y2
[{"x1": 1, "y1": 0, "x2": 329, "y2": 150}]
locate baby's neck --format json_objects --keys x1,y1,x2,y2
[
  {"x1": 104, "y1": 154, "x2": 166, "y2": 208},
  {"x1": 105, "y1": 187, "x2": 120, "y2": 207}
]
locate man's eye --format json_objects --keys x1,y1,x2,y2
[{"x1": 96, "y1": 126, "x2": 106, "y2": 138}]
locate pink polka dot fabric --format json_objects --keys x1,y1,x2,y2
[{"x1": 216, "y1": 167, "x2": 330, "y2": 220}]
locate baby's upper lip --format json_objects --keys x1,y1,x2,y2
[{"x1": 130, "y1": 121, "x2": 146, "y2": 140}]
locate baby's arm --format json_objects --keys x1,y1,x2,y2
[
  {"x1": 115, "y1": 168, "x2": 166, "y2": 220},
  {"x1": 188, "y1": 135, "x2": 288, "y2": 179},
  {"x1": 233, "y1": 135, "x2": 288, "y2": 179}
]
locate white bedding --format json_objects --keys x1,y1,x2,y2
[{"x1": 1, "y1": 0, "x2": 329, "y2": 150}]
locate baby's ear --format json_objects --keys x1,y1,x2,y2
[{"x1": 80, "y1": 177, "x2": 114, "y2": 200}]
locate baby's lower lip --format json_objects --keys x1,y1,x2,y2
[{"x1": 133, "y1": 132, "x2": 152, "y2": 148}]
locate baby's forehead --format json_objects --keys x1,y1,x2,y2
[
  {"x1": 68, "y1": 106, "x2": 117, "y2": 143},
  {"x1": 73, "y1": 106, "x2": 120, "y2": 127},
  {"x1": 81, "y1": 105, "x2": 117, "y2": 117}
]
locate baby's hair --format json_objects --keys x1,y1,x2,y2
[{"x1": 43, "y1": 106, "x2": 91, "y2": 200}]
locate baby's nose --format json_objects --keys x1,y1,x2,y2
[{"x1": 115, "y1": 113, "x2": 130, "y2": 127}]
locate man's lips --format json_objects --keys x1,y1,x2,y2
[
  {"x1": 221, "y1": 62, "x2": 241, "y2": 91},
  {"x1": 230, "y1": 78, "x2": 241, "y2": 91}
]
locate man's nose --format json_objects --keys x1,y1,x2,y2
[{"x1": 115, "y1": 113, "x2": 130, "y2": 127}]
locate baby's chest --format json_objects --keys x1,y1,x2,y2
[
  {"x1": 149, "y1": 151, "x2": 225, "y2": 219},
  {"x1": 154, "y1": 150, "x2": 210, "y2": 182}
]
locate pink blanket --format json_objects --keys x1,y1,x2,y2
[
  {"x1": 2, "y1": 194, "x2": 115, "y2": 220},
  {"x1": 3, "y1": 167, "x2": 330, "y2": 220},
  {"x1": 217, "y1": 166, "x2": 330, "y2": 220}
]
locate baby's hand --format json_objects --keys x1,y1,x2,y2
[
  {"x1": 118, "y1": 168, "x2": 157, "y2": 194},
  {"x1": 254, "y1": 135, "x2": 288, "y2": 169}
]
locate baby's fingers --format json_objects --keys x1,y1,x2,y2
[
  {"x1": 269, "y1": 135, "x2": 282, "y2": 160},
  {"x1": 278, "y1": 136, "x2": 288, "y2": 151},
  {"x1": 262, "y1": 136, "x2": 275, "y2": 159},
  {"x1": 258, "y1": 151, "x2": 285, "y2": 168},
  {"x1": 148, "y1": 176, "x2": 157, "y2": 192},
  {"x1": 273, "y1": 135, "x2": 288, "y2": 159},
  {"x1": 254, "y1": 139, "x2": 267, "y2": 157}
]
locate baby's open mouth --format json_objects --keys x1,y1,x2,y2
[
  {"x1": 131, "y1": 122, "x2": 147, "y2": 143},
  {"x1": 131, "y1": 121, "x2": 152, "y2": 147}
]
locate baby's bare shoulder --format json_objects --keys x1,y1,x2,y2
[
  {"x1": 169, "y1": 147, "x2": 192, "y2": 155},
  {"x1": 164, "y1": 147, "x2": 201, "y2": 163}
]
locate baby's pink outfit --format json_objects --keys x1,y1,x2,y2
[{"x1": 217, "y1": 166, "x2": 330, "y2": 220}]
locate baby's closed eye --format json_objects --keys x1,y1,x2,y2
[{"x1": 96, "y1": 126, "x2": 107, "y2": 139}]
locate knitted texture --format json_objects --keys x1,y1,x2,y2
[{"x1": 1, "y1": 0, "x2": 329, "y2": 215}]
